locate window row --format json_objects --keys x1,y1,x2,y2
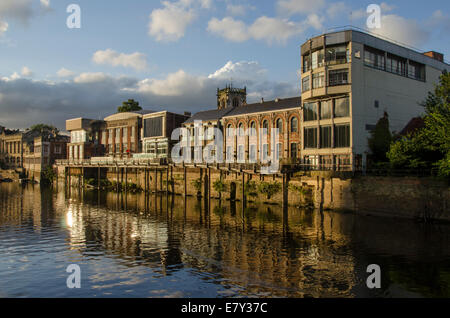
[
  {"x1": 302, "y1": 44, "x2": 350, "y2": 72},
  {"x1": 303, "y1": 97, "x2": 350, "y2": 121},
  {"x1": 228, "y1": 117, "x2": 300, "y2": 136},
  {"x1": 302, "y1": 69, "x2": 349, "y2": 92},
  {"x1": 304, "y1": 124, "x2": 351, "y2": 149},
  {"x1": 226, "y1": 142, "x2": 300, "y2": 162},
  {"x1": 364, "y1": 46, "x2": 426, "y2": 81}
]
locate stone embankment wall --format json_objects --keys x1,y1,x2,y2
[{"x1": 58, "y1": 166, "x2": 449, "y2": 221}]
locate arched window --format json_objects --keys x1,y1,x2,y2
[
  {"x1": 262, "y1": 120, "x2": 269, "y2": 135},
  {"x1": 233, "y1": 98, "x2": 239, "y2": 108},
  {"x1": 227, "y1": 124, "x2": 233, "y2": 137},
  {"x1": 238, "y1": 123, "x2": 244, "y2": 136},
  {"x1": 290, "y1": 117, "x2": 298, "y2": 133},
  {"x1": 250, "y1": 121, "x2": 256, "y2": 136},
  {"x1": 221, "y1": 100, "x2": 226, "y2": 109},
  {"x1": 276, "y1": 118, "x2": 283, "y2": 134}
]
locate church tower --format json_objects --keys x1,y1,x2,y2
[{"x1": 217, "y1": 85, "x2": 247, "y2": 110}]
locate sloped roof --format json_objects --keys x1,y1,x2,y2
[
  {"x1": 399, "y1": 117, "x2": 425, "y2": 136},
  {"x1": 183, "y1": 107, "x2": 234, "y2": 124},
  {"x1": 223, "y1": 96, "x2": 301, "y2": 117}
]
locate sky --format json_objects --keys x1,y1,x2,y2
[{"x1": 0, "y1": 0, "x2": 449, "y2": 130}]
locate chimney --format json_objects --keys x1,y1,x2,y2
[
  {"x1": 260, "y1": 98, "x2": 264, "y2": 103},
  {"x1": 423, "y1": 51, "x2": 444, "y2": 63}
]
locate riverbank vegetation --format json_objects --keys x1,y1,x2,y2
[{"x1": 369, "y1": 71, "x2": 449, "y2": 179}]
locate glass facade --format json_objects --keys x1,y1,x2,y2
[{"x1": 303, "y1": 102, "x2": 318, "y2": 121}]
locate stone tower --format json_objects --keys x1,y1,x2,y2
[{"x1": 217, "y1": 85, "x2": 247, "y2": 110}]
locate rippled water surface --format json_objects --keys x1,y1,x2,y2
[{"x1": 0, "y1": 183, "x2": 449, "y2": 298}]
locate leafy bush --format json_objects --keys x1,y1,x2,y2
[
  {"x1": 258, "y1": 181, "x2": 282, "y2": 200},
  {"x1": 213, "y1": 179, "x2": 227, "y2": 193}
]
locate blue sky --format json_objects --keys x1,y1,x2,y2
[{"x1": 0, "y1": 0, "x2": 449, "y2": 129}]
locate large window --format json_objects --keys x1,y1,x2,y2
[
  {"x1": 144, "y1": 116, "x2": 163, "y2": 138},
  {"x1": 334, "y1": 97, "x2": 350, "y2": 118},
  {"x1": 320, "y1": 126, "x2": 332, "y2": 148},
  {"x1": 334, "y1": 124, "x2": 350, "y2": 148},
  {"x1": 276, "y1": 118, "x2": 283, "y2": 134},
  {"x1": 408, "y1": 61, "x2": 425, "y2": 81},
  {"x1": 249, "y1": 121, "x2": 257, "y2": 136},
  {"x1": 303, "y1": 102, "x2": 318, "y2": 121},
  {"x1": 303, "y1": 54, "x2": 311, "y2": 72},
  {"x1": 326, "y1": 45, "x2": 349, "y2": 65},
  {"x1": 262, "y1": 120, "x2": 269, "y2": 135},
  {"x1": 312, "y1": 49, "x2": 324, "y2": 70},
  {"x1": 329, "y1": 69, "x2": 349, "y2": 86},
  {"x1": 302, "y1": 76, "x2": 310, "y2": 92},
  {"x1": 304, "y1": 128, "x2": 318, "y2": 149},
  {"x1": 320, "y1": 100, "x2": 332, "y2": 120},
  {"x1": 237, "y1": 145, "x2": 245, "y2": 162},
  {"x1": 249, "y1": 144, "x2": 257, "y2": 162},
  {"x1": 290, "y1": 143, "x2": 298, "y2": 159},
  {"x1": 290, "y1": 117, "x2": 298, "y2": 133},
  {"x1": 312, "y1": 72, "x2": 325, "y2": 89},
  {"x1": 386, "y1": 53, "x2": 407, "y2": 76},
  {"x1": 276, "y1": 143, "x2": 282, "y2": 160},
  {"x1": 364, "y1": 46, "x2": 385, "y2": 70}
]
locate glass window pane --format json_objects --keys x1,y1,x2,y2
[{"x1": 334, "y1": 97, "x2": 350, "y2": 118}]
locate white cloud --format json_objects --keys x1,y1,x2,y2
[
  {"x1": 208, "y1": 61, "x2": 267, "y2": 82},
  {"x1": 207, "y1": 17, "x2": 249, "y2": 42},
  {"x1": 135, "y1": 70, "x2": 206, "y2": 97},
  {"x1": 248, "y1": 16, "x2": 303, "y2": 45},
  {"x1": 93, "y1": 49, "x2": 148, "y2": 71},
  {"x1": 371, "y1": 14, "x2": 430, "y2": 48},
  {"x1": 74, "y1": 72, "x2": 111, "y2": 84},
  {"x1": 208, "y1": 16, "x2": 304, "y2": 45},
  {"x1": 21, "y1": 66, "x2": 32, "y2": 77},
  {"x1": 305, "y1": 13, "x2": 324, "y2": 30},
  {"x1": 57, "y1": 68, "x2": 75, "y2": 78},
  {"x1": 277, "y1": 0, "x2": 325, "y2": 15},
  {"x1": 0, "y1": 20, "x2": 8, "y2": 35},
  {"x1": 148, "y1": 1, "x2": 196, "y2": 42},
  {"x1": 0, "y1": 61, "x2": 298, "y2": 129}
]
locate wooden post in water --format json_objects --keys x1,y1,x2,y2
[
  {"x1": 242, "y1": 171, "x2": 245, "y2": 217},
  {"x1": 125, "y1": 167, "x2": 128, "y2": 192},
  {"x1": 166, "y1": 167, "x2": 169, "y2": 195},
  {"x1": 154, "y1": 168, "x2": 157, "y2": 193},
  {"x1": 208, "y1": 167, "x2": 211, "y2": 213},
  {"x1": 183, "y1": 165, "x2": 187, "y2": 197}
]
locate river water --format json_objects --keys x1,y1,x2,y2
[{"x1": 0, "y1": 182, "x2": 449, "y2": 298}]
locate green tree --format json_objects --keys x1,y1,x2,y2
[
  {"x1": 29, "y1": 124, "x2": 59, "y2": 136},
  {"x1": 117, "y1": 99, "x2": 142, "y2": 113},
  {"x1": 387, "y1": 71, "x2": 450, "y2": 177},
  {"x1": 368, "y1": 112, "x2": 392, "y2": 162}
]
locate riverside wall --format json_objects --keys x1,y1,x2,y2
[{"x1": 57, "y1": 166, "x2": 450, "y2": 222}]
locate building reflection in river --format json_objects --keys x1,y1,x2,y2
[{"x1": 1, "y1": 182, "x2": 450, "y2": 297}]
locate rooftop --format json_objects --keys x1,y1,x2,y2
[{"x1": 223, "y1": 96, "x2": 301, "y2": 117}]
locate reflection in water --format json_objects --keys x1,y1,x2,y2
[{"x1": 0, "y1": 182, "x2": 450, "y2": 298}]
